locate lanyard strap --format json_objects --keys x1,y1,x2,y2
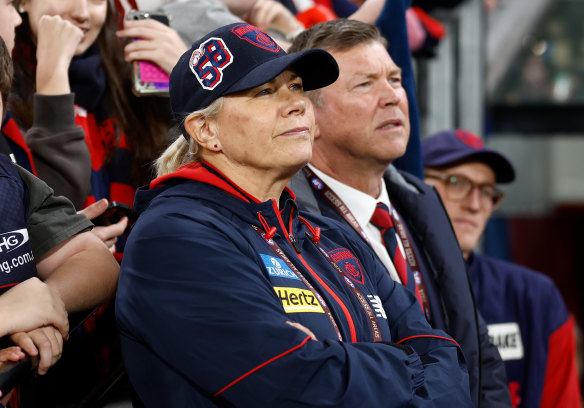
[
  {"x1": 302, "y1": 167, "x2": 371, "y2": 244},
  {"x1": 303, "y1": 167, "x2": 432, "y2": 322},
  {"x1": 251, "y1": 224, "x2": 343, "y2": 341},
  {"x1": 305, "y1": 231, "x2": 383, "y2": 342},
  {"x1": 388, "y1": 207, "x2": 432, "y2": 322}
]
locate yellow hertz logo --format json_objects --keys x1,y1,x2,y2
[{"x1": 274, "y1": 287, "x2": 324, "y2": 314}]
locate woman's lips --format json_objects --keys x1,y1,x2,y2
[{"x1": 280, "y1": 126, "x2": 310, "y2": 136}]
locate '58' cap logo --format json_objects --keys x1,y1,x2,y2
[{"x1": 190, "y1": 38, "x2": 233, "y2": 91}]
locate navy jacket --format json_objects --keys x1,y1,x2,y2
[
  {"x1": 116, "y1": 162, "x2": 474, "y2": 407},
  {"x1": 469, "y1": 253, "x2": 582, "y2": 408},
  {"x1": 290, "y1": 165, "x2": 510, "y2": 407}
]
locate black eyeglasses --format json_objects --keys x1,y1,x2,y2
[{"x1": 425, "y1": 172, "x2": 504, "y2": 208}]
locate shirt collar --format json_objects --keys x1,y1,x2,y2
[{"x1": 307, "y1": 164, "x2": 391, "y2": 230}]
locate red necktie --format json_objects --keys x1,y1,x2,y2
[{"x1": 370, "y1": 203, "x2": 424, "y2": 308}]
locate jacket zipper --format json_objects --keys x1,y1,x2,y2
[{"x1": 270, "y1": 201, "x2": 359, "y2": 342}]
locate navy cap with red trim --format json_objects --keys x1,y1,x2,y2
[
  {"x1": 170, "y1": 23, "x2": 339, "y2": 139},
  {"x1": 422, "y1": 129, "x2": 515, "y2": 183}
]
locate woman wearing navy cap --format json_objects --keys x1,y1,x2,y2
[{"x1": 116, "y1": 23, "x2": 473, "y2": 407}]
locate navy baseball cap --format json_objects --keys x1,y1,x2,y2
[
  {"x1": 170, "y1": 23, "x2": 339, "y2": 139},
  {"x1": 422, "y1": 129, "x2": 515, "y2": 183}
]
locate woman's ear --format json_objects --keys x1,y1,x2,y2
[{"x1": 184, "y1": 114, "x2": 221, "y2": 152}]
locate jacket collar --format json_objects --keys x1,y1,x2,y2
[
  {"x1": 140, "y1": 161, "x2": 302, "y2": 240},
  {"x1": 150, "y1": 161, "x2": 297, "y2": 203}
]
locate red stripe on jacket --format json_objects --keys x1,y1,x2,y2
[{"x1": 539, "y1": 316, "x2": 582, "y2": 408}]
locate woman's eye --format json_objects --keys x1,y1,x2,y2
[
  {"x1": 256, "y1": 88, "x2": 271, "y2": 96},
  {"x1": 290, "y1": 82, "x2": 303, "y2": 91}
]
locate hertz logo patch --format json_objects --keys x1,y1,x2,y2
[{"x1": 274, "y1": 287, "x2": 324, "y2": 314}]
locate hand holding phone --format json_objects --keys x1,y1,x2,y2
[
  {"x1": 77, "y1": 200, "x2": 130, "y2": 253},
  {"x1": 118, "y1": 10, "x2": 185, "y2": 96},
  {"x1": 92, "y1": 201, "x2": 132, "y2": 227}
]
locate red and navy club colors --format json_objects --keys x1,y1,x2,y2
[{"x1": 169, "y1": 23, "x2": 339, "y2": 139}]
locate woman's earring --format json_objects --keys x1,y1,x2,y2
[
  {"x1": 214, "y1": 144, "x2": 218, "y2": 149},
  {"x1": 18, "y1": 5, "x2": 25, "y2": 13}
]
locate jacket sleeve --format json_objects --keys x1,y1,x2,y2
[
  {"x1": 116, "y1": 215, "x2": 473, "y2": 407},
  {"x1": 476, "y1": 312, "x2": 513, "y2": 407},
  {"x1": 24, "y1": 93, "x2": 91, "y2": 209},
  {"x1": 362, "y1": 243, "x2": 473, "y2": 406},
  {"x1": 16, "y1": 165, "x2": 92, "y2": 259},
  {"x1": 540, "y1": 315, "x2": 582, "y2": 408}
]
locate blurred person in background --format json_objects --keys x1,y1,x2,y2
[
  {"x1": 0, "y1": 0, "x2": 35, "y2": 174},
  {"x1": 422, "y1": 129, "x2": 582, "y2": 408},
  {"x1": 115, "y1": 0, "x2": 387, "y2": 69},
  {"x1": 9, "y1": 0, "x2": 172, "y2": 228},
  {"x1": 0, "y1": 0, "x2": 127, "y2": 257}
]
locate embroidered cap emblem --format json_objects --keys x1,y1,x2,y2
[
  {"x1": 455, "y1": 129, "x2": 484, "y2": 150},
  {"x1": 189, "y1": 37, "x2": 233, "y2": 90},
  {"x1": 231, "y1": 23, "x2": 280, "y2": 53}
]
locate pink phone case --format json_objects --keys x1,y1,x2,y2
[{"x1": 138, "y1": 61, "x2": 169, "y2": 84}]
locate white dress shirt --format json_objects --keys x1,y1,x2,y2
[{"x1": 308, "y1": 165, "x2": 402, "y2": 283}]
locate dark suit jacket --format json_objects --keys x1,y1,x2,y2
[{"x1": 290, "y1": 165, "x2": 511, "y2": 408}]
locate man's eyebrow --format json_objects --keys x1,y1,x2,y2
[{"x1": 353, "y1": 68, "x2": 402, "y2": 79}]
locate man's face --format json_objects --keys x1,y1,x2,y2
[
  {"x1": 312, "y1": 40, "x2": 410, "y2": 170},
  {"x1": 424, "y1": 162, "x2": 497, "y2": 258}
]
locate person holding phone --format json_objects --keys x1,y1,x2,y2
[
  {"x1": 0, "y1": 0, "x2": 129, "y2": 257},
  {"x1": 116, "y1": 10, "x2": 188, "y2": 78},
  {"x1": 8, "y1": 0, "x2": 172, "y2": 256}
]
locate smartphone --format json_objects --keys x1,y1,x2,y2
[
  {"x1": 126, "y1": 10, "x2": 171, "y2": 97},
  {"x1": 93, "y1": 202, "x2": 132, "y2": 227}
]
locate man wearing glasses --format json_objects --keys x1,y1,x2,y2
[{"x1": 422, "y1": 129, "x2": 582, "y2": 408}]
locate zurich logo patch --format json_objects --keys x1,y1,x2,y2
[
  {"x1": 328, "y1": 248, "x2": 364, "y2": 285},
  {"x1": 232, "y1": 23, "x2": 280, "y2": 53},
  {"x1": 261, "y1": 254, "x2": 299, "y2": 280},
  {"x1": 189, "y1": 37, "x2": 233, "y2": 90},
  {"x1": 310, "y1": 178, "x2": 324, "y2": 191}
]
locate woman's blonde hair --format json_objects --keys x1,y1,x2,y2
[{"x1": 155, "y1": 97, "x2": 224, "y2": 176}]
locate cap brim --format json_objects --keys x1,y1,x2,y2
[
  {"x1": 225, "y1": 48, "x2": 339, "y2": 95},
  {"x1": 427, "y1": 150, "x2": 516, "y2": 183},
  {"x1": 470, "y1": 151, "x2": 515, "y2": 183}
]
